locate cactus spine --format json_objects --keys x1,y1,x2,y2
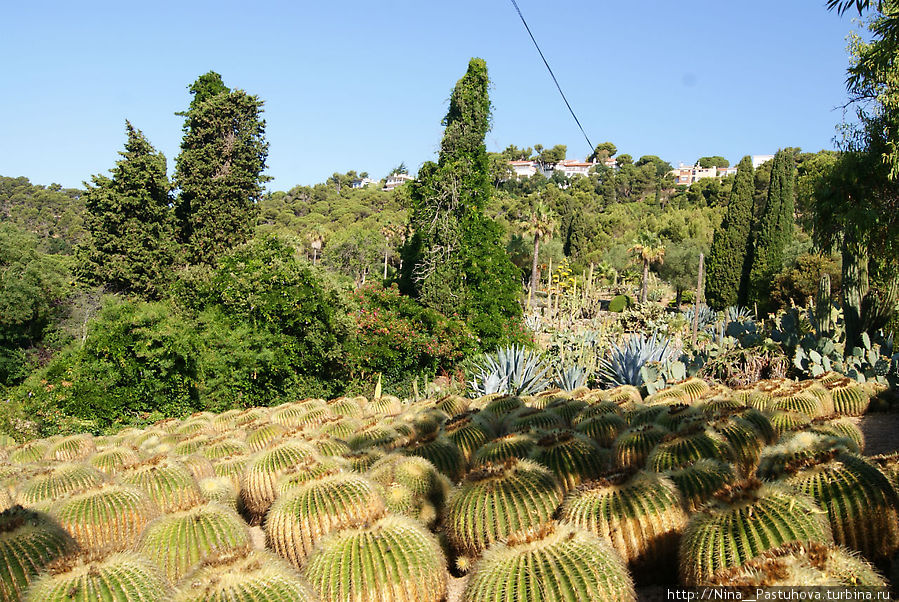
[
  {"x1": 23, "y1": 551, "x2": 171, "y2": 601},
  {"x1": 120, "y1": 457, "x2": 203, "y2": 513},
  {"x1": 303, "y1": 514, "x2": 447, "y2": 602},
  {"x1": 137, "y1": 502, "x2": 250, "y2": 582},
  {"x1": 240, "y1": 440, "x2": 316, "y2": 519},
  {"x1": 462, "y1": 522, "x2": 635, "y2": 602},
  {"x1": 528, "y1": 430, "x2": 611, "y2": 492},
  {"x1": 679, "y1": 480, "x2": 833, "y2": 585},
  {"x1": 0, "y1": 506, "x2": 76, "y2": 602},
  {"x1": 265, "y1": 473, "x2": 386, "y2": 568}
]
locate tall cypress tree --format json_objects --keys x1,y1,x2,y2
[
  {"x1": 77, "y1": 122, "x2": 175, "y2": 298},
  {"x1": 747, "y1": 149, "x2": 796, "y2": 309},
  {"x1": 705, "y1": 156, "x2": 754, "y2": 309},
  {"x1": 174, "y1": 71, "x2": 269, "y2": 265},
  {"x1": 400, "y1": 58, "x2": 522, "y2": 348}
]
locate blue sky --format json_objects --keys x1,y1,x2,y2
[{"x1": 1, "y1": 1, "x2": 856, "y2": 192}]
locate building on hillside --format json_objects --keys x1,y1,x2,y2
[
  {"x1": 554, "y1": 159, "x2": 594, "y2": 178},
  {"x1": 752, "y1": 154, "x2": 775, "y2": 169},
  {"x1": 351, "y1": 177, "x2": 376, "y2": 189},
  {"x1": 718, "y1": 166, "x2": 738, "y2": 178},
  {"x1": 509, "y1": 160, "x2": 537, "y2": 178},
  {"x1": 671, "y1": 162, "x2": 738, "y2": 186},
  {"x1": 383, "y1": 173, "x2": 414, "y2": 191},
  {"x1": 602, "y1": 157, "x2": 619, "y2": 170}
]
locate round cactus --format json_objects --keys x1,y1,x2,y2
[
  {"x1": 471, "y1": 433, "x2": 537, "y2": 469},
  {"x1": 480, "y1": 395, "x2": 525, "y2": 418},
  {"x1": 560, "y1": 471, "x2": 688, "y2": 578},
  {"x1": 182, "y1": 453, "x2": 216, "y2": 481},
  {"x1": 462, "y1": 522, "x2": 635, "y2": 602},
  {"x1": 213, "y1": 454, "x2": 250, "y2": 489},
  {"x1": 444, "y1": 412, "x2": 494, "y2": 463},
  {"x1": 402, "y1": 434, "x2": 466, "y2": 482},
  {"x1": 233, "y1": 407, "x2": 270, "y2": 427},
  {"x1": 209, "y1": 409, "x2": 242, "y2": 432},
  {"x1": 505, "y1": 407, "x2": 565, "y2": 433},
  {"x1": 679, "y1": 480, "x2": 833, "y2": 585},
  {"x1": 770, "y1": 390, "x2": 826, "y2": 418},
  {"x1": 120, "y1": 457, "x2": 203, "y2": 513},
  {"x1": 265, "y1": 472, "x2": 386, "y2": 568},
  {"x1": 575, "y1": 412, "x2": 627, "y2": 447},
  {"x1": 8, "y1": 441, "x2": 49, "y2": 465},
  {"x1": 435, "y1": 394, "x2": 470, "y2": 417},
  {"x1": 786, "y1": 451, "x2": 899, "y2": 561},
  {"x1": 368, "y1": 394, "x2": 402, "y2": 416},
  {"x1": 528, "y1": 430, "x2": 611, "y2": 492},
  {"x1": 23, "y1": 551, "x2": 171, "y2": 601},
  {"x1": 796, "y1": 380, "x2": 836, "y2": 414},
  {"x1": 49, "y1": 483, "x2": 159, "y2": 552},
  {"x1": 137, "y1": 502, "x2": 250, "y2": 582},
  {"x1": 756, "y1": 431, "x2": 855, "y2": 480},
  {"x1": 646, "y1": 427, "x2": 734, "y2": 472},
  {"x1": 246, "y1": 423, "x2": 289, "y2": 452},
  {"x1": 44, "y1": 434, "x2": 96, "y2": 462},
  {"x1": 0, "y1": 506, "x2": 76, "y2": 601},
  {"x1": 827, "y1": 378, "x2": 870, "y2": 416},
  {"x1": 613, "y1": 424, "x2": 668, "y2": 470},
  {"x1": 327, "y1": 397, "x2": 364, "y2": 418},
  {"x1": 16, "y1": 463, "x2": 106, "y2": 508},
  {"x1": 173, "y1": 548, "x2": 317, "y2": 602},
  {"x1": 173, "y1": 435, "x2": 210, "y2": 457},
  {"x1": 367, "y1": 454, "x2": 449, "y2": 527},
  {"x1": 342, "y1": 449, "x2": 385, "y2": 472},
  {"x1": 240, "y1": 440, "x2": 316, "y2": 519},
  {"x1": 88, "y1": 447, "x2": 142, "y2": 475},
  {"x1": 869, "y1": 452, "x2": 899, "y2": 492},
  {"x1": 673, "y1": 377, "x2": 711, "y2": 403},
  {"x1": 705, "y1": 541, "x2": 887, "y2": 587},
  {"x1": 651, "y1": 403, "x2": 701, "y2": 431},
  {"x1": 346, "y1": 424, "x2": 405, "y2": 451},
  {"x1": 607, "y1": 384, "x2": 643, "y2": 406},
  {"x1": 809, "y1": 417, "x2": 864, "y2": 452},
  {"x1": 311, "y1": 437, "x2": 351, "y2": 457},
  {"x1": 665, "y1": 458, "x2": 736, "y2": 512},
  {"x1": 319, "y1": 417, "x2": 362, "y2": 440},
  {"x1": 275, "y1": 457, "x2": 344, "y2": 496},
  {"x1": 198, "y1": 476, "x2": 239, "y2": 510},
  {"x1": 200, "y1": 437, "x2": 250, "y2": 461},
  {"x1": 624, "y1": 405, "x2": 667, "y2": 427},
  {"x1": 443, "y1": 458, "x2": 563, "y2": 563},
  {"x1": 304, "y1": 514, "x2": 447, "y2": 602},
  {"x1": 710, "y1": 417, "x2": 765, "y2": 476},
  {"x1": 767, "y1": 410, "x2": 812, "y2": 437}
]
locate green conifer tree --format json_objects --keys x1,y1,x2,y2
[
  {"x1": 77, "y1": 122, "x2": 175, "y2": 298},
  {"x1": 174, "y1": 71, "x2": 269, "y2": 265},
  {"x1": 747, "y1": 149, "x2": 795, "y2": 309},
  {"x1": 399, "y1": 58, "x2": 522, "y2": 348},
  {"x1": 705, "y1": 156, "x2": 754, "y2": 309}
]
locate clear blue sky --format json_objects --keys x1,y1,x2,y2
[{"x1": 1, "y1": 1, "x2": 856, "y2": 192}]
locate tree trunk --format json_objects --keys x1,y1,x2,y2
[
  {"x1": 529, "y1": 234, "x2": 541, "y2": 311},
  {"x1": 641, "y1": 259, "x2": 649, "y2": 303},
  {"x1": 842, "y1": 236, "x2": 867, "y2": 352},
  {"x1": 383, "y1": 244, "x2": 389, "y2": 280},
  {"x1": 312, "y1": 248, "x2": 318, "y2": 266}
]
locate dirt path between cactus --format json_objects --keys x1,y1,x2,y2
[{"x1": 852, "y1": 412, "x2": 899, "y2": 456}]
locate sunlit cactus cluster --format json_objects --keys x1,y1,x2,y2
[{"x1": 0, "y1": 370, "x2": 895, "y2": 598}]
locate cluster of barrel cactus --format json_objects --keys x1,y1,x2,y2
[{"x1": 0, "y1": 369, "x2": 895, "y2": 600}]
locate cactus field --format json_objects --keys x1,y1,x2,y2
[{"x1": 0, "y1": 374, "x2": 897, "y2": 600}]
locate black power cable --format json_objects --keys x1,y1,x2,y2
[{"x1": 508, "y1": 0, "x2": 594, "y2": 153}]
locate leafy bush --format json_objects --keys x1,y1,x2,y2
[{"x1": 345, "y1": 284, "x2": 478, "y2": 392}]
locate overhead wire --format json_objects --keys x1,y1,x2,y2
[{"x1": 508, "y1": 0, "x2": 594, "y2": 153}]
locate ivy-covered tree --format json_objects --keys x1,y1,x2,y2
[
  {"x1": 747, "y1": 149, "x2": 795, "y2": 309},
  {"x1": 399, "y1": 58, "x2": 523, "y2": 348},
  {"x1": 705, "y1": 156, "x2": 754, "y2": 309},
  {"x1": 174, "y1": 71, "x2": 269, "y2": 265},
  {"x1": 77, "y1": 122, "x2": 175, "y2": 298}
]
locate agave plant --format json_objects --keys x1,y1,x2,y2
[
  {"x1": 599, "y1": 333, "x2": 680, "y2": 388},
  {"x1": 467, "y1": 345, "x2": 550, "y2": 398},
  {"x1": 681, "y1": 304, "x2": 717, "y2": 333},
  {"x1": 553, "y1": 365, "x2": 587, "y2": 391}
]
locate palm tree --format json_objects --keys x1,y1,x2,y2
[
  {"x1": 520, "y1": 202, "x2": 558, "y2": 310},
  {"x1": 629, "y1": 231, "x2": 666, "y2": 303}
]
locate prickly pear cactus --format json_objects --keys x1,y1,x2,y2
[
  {"x1": 173, "y1": 548, "x2": 317, "y2": 601},
  {"x1": 444, "y1": 459, "x2": 563, "y2": 566},
  {"x1": 462, "y1": 522, "x2": 635, "y2": 602},
  {"x1": 137, "y1": 502, "x2": 250, "y2": 581},
  {"x1": 23, "y1": 551, "x2": 171, "y2": 601},
  {"x1": 560, "y1": 471, "x2": 688, "y2": 578},
  {"x1": 49, "y1": 483, "x2": 159, "y2": 552},
  {"x1": 265, "y1": 472, "x2": 386, "y2": 568},
  {"x1": 303, "y1": 514, "x2": 447, "y2": 602},
  {"x1": 0, "y1": 506, "x2": 76, "y2": 602},
  {"x1": 679, "y1": 480, "x2": 833, "y2": 585}
]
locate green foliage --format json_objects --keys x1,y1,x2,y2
[
  {"x1": 347, "y1": 284, "x2": 477, "y2": 393},
  {"x1": 770, "y1": 253, "x2": 841, "y2": 310},
  {"x1": 77, "y1": 122, "x2": 176, "y2": 298},
  {"x1": 0, "y1": 176, "x2": 86, "y2": 252},
  {"x1": 706, "y1": 156, "x2": 754, "y2": 309},
  {"x1": 175, "y1": 71, "x2": 270, "y2": 265},
  {"x1": 400, "y1": 58, "x2": 523, "y2": 349},
  {"x1": 698, "y1": 156, "x2": 730, "y2": 168},
  {"x1": 747, "y1": 150, "x2": 796, "y2": 309},
  {"x1": 609, "y1": 294, "x2": 633, "y2": 312}
]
